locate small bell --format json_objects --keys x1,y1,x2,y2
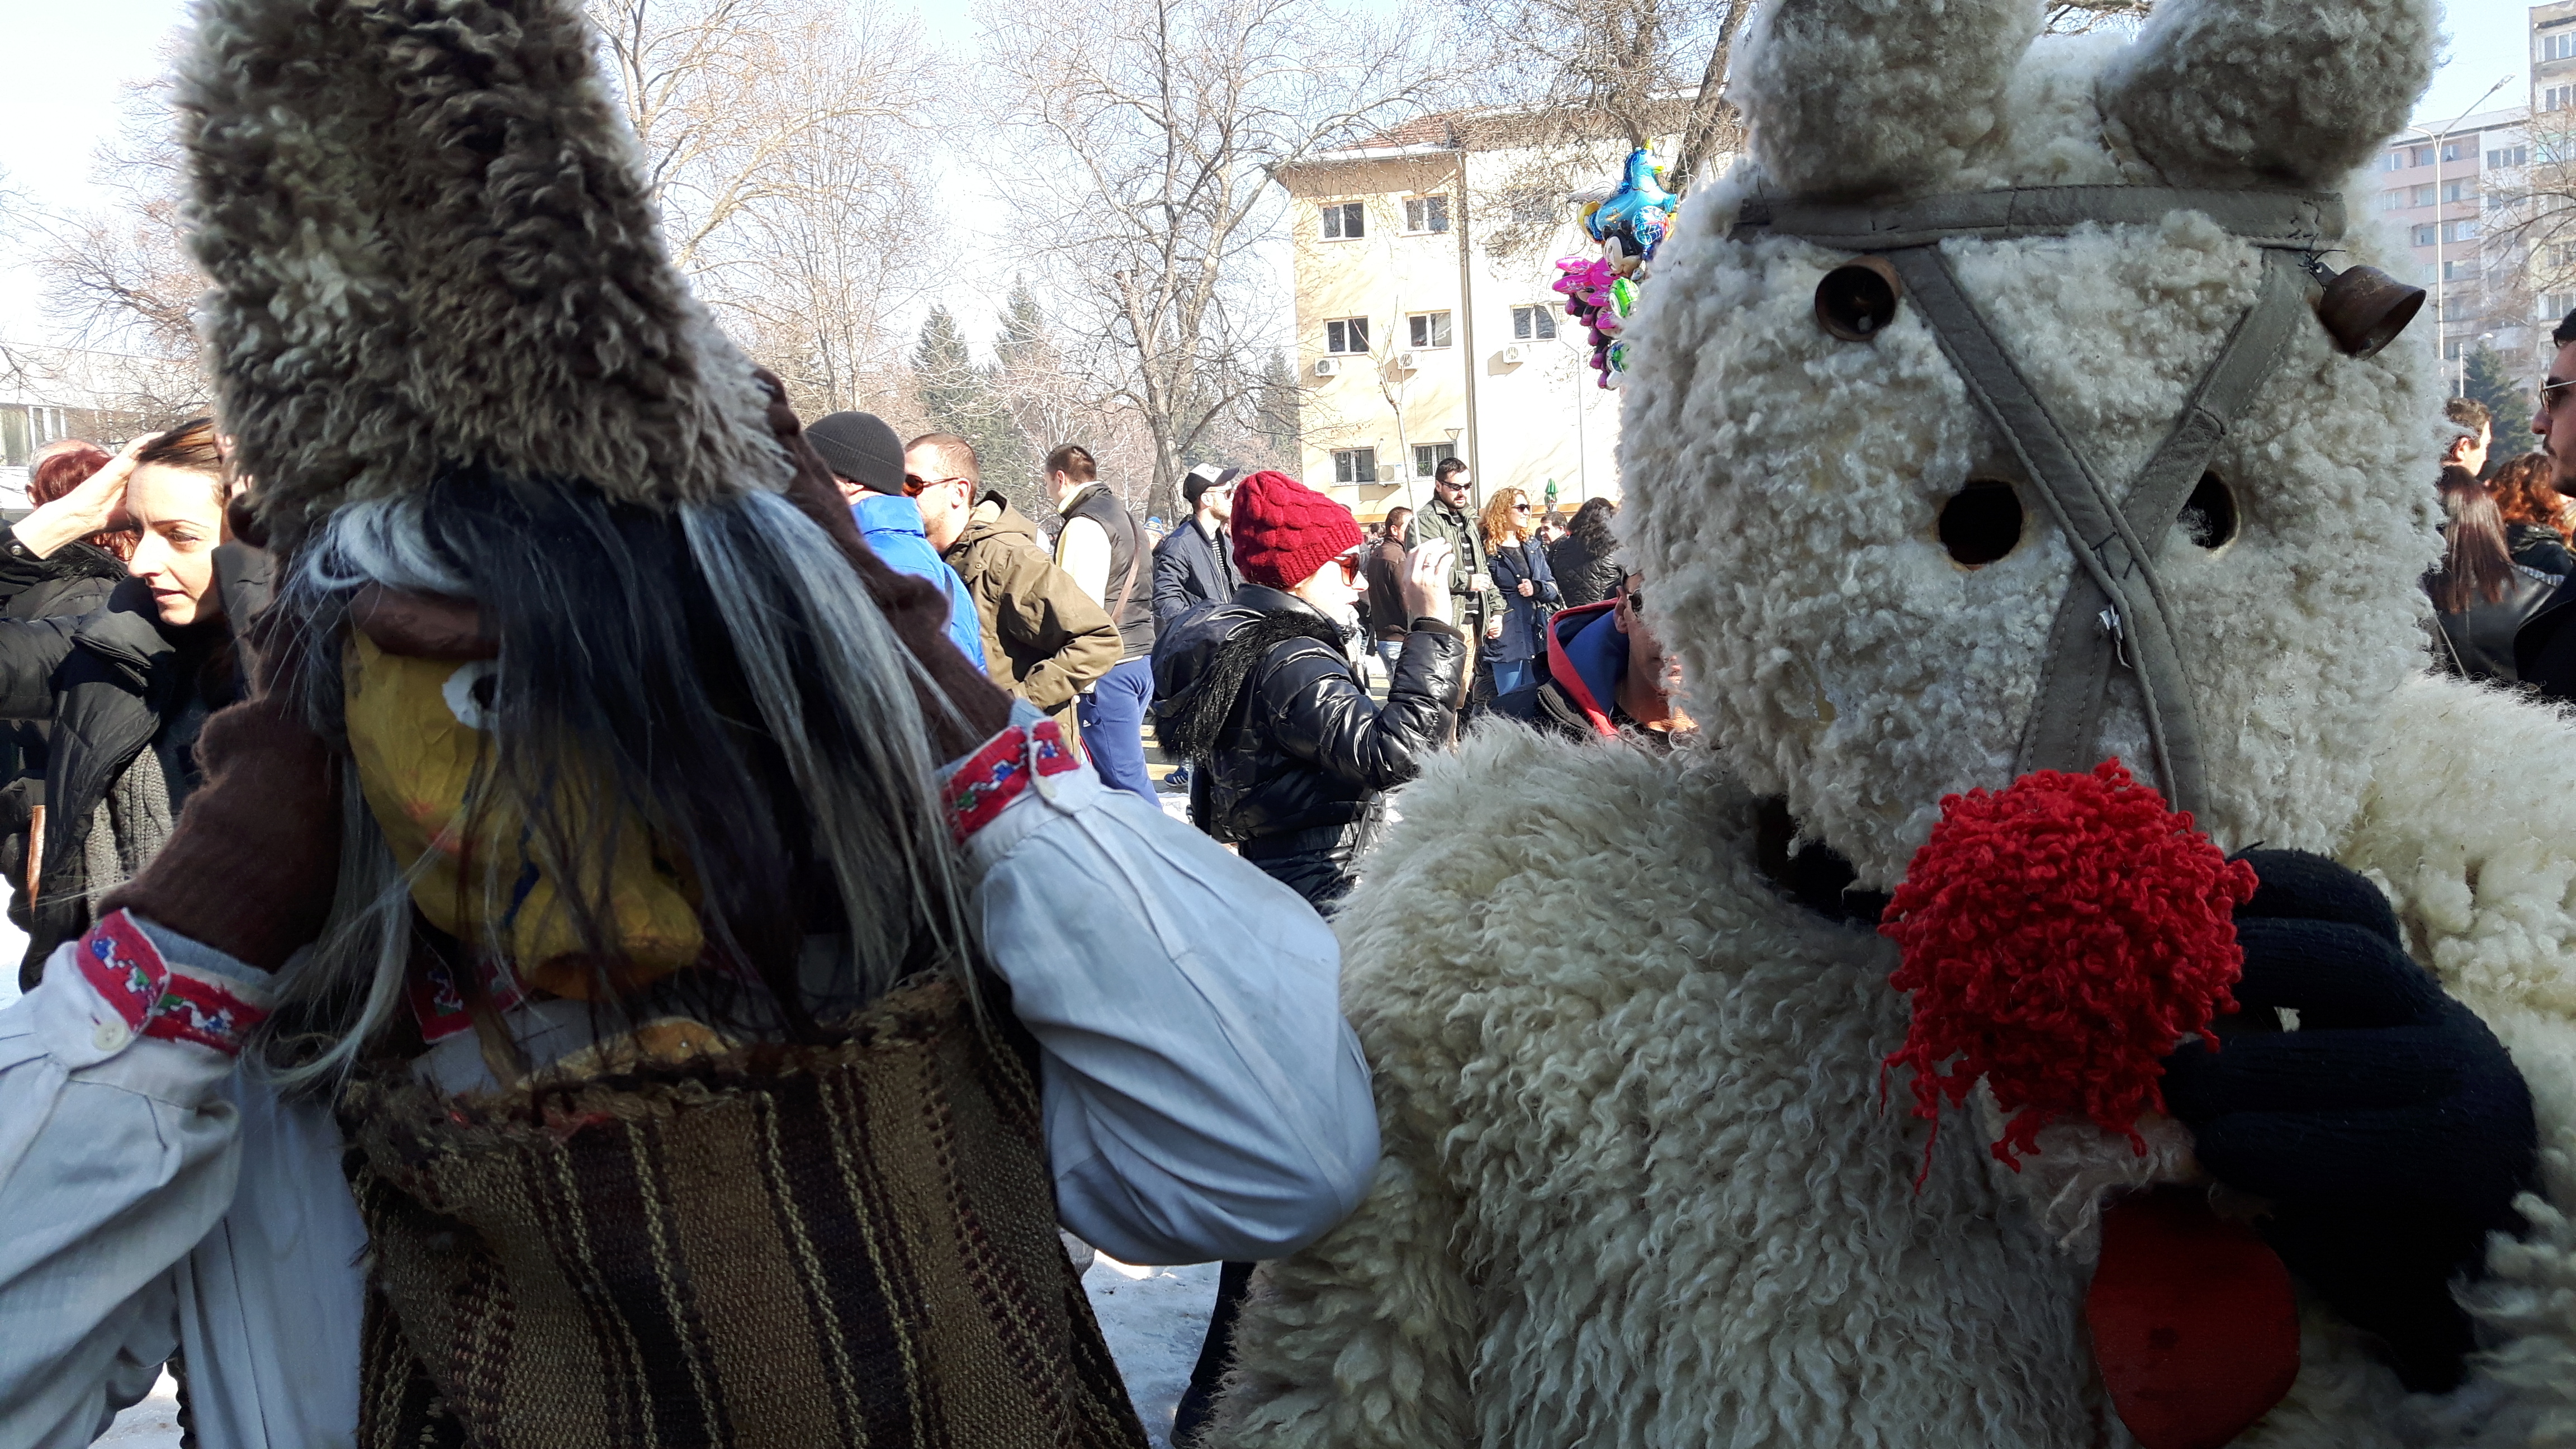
[
  {"x1": 1816, "y1": 256, "x2": 1903, "y2": 342},
  {"x1": 2302, "y1": 257, "x2": 2425, "y2": 359}
]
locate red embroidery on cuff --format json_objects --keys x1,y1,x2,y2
[
  {"x1": 941, "y1": 719, "x2": 1081, "y2": 844},
  {"x1": 77, "y1": 910, "x2": 271, "y2": 1056}
]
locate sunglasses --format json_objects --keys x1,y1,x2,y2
[
  {"x1": 902, "y1": 472, "x2": 970, "y2": 497},
  {"x1": 1511, "y1": 503, "x2": 1532, "y2": 513},
  {"x1": 1333, "y1": 547, "x2": 1366, "y2": 584},
  {"x1": 1623, "y1": 588, "x2": 1644, "y2": 614},
  {"x1": 2542, "y1": 379, "x2": 2576, "y2": 413}
]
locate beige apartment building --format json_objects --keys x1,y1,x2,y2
[{"x1": 1276, "y1": 121, "x2": 1680, "y2": 522}]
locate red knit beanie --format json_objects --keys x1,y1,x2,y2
[{"x1": 1230, "y1": 470, "x2": 1364, "y2": 590}]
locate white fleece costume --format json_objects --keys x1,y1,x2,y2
[{"x1": 1211, "y1": 0, "x2": 2576, "y2": 1444}]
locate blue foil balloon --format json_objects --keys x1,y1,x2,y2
[{"x1": 1583, "y1": 148, "x2": 1678, "y2": 263}]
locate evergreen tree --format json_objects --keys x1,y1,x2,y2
[
  {"x1": 2463, "y1": 347, "x2": 2532, "y2": 462},
  {"x1": 913, "y1": 306, "x2": 1032, "y2": 512},
  {"x1": 1255, "y1": 350, "x2": 1302, "y2": 472}
]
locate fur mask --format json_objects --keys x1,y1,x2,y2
[{"x1": 1619, "y1": 0, "x2": 2445, "y2": 888}]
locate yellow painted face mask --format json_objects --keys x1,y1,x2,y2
[{"x1": 342, "y1": 629, "x2": 704, "y2": 1000}]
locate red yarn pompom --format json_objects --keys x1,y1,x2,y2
[{"x1": 1880, "y1": 760, "x2": 2257, "y2": 1170}]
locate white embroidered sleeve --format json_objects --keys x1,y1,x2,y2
[{"x1": 941, "y1": 712, "x2": 1382, "y2": 1265}]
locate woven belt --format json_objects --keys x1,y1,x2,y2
[{"x1": 1732, "y1": 187, "x2": 2338, "y2": 820}]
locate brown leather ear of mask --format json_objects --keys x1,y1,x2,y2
[{"x1": 351, "y1": 583, "x2": 497, "y2": 660}]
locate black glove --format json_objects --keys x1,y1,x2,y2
[{"x1": 2160, "y1": 849, "x2": 2539, "y2": 1393}]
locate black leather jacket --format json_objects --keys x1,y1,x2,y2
[{"x1": 1152, "y1": 585, "x2": 1464, "y2": 907}]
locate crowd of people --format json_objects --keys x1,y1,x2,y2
[{"x1": 2427, "y1": 312, "x2": 2576, "y2": 698}]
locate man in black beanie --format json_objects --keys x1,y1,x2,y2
[{"x1": 808, "y1": 410, "x2": 986, "y2": 669}]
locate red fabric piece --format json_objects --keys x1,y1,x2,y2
[
  {"x1": 940, "y1": 718, "x2": 1082, "y2": 844},
  {"x1": 1229, "y1": 470, "x2": 1363, "y2": 591},
  {"x1": 2087, "y1": 1187, "x2": 2301, "y2": 1449},
  {"x1": 1879, "y1": 759, "x2": 2257, "y2": 1167}
]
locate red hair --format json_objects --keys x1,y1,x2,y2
[{"x1": 26, "y1": 440, "x2": 139, "y2": 562}]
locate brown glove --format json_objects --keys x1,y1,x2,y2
[
  {"x1": 753, "y1": 370, "x2": 1012, "y2": 760},
  {"x1": 100, "y1": 688, "x2": 340, "y2": 972}
]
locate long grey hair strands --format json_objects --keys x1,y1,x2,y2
[{"x1": 250, "y1": 476, "x2": 979, "y2": 1083}]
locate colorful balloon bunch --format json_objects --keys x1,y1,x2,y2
[{"x1": 1552, "y1": 148, "x2": 1677, "y2": 389}]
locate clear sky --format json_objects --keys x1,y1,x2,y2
[{"x1": 0, "y1": 0, "x2": 2551, "y2": 345}]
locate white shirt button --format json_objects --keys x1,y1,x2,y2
[{"x1": 92, "y1": 1020, "x2": 131, "y2": 1052}]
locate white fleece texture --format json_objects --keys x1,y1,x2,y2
[{"x1": 1215, "y1": 1, "x2": 2576, "y2": 1443}]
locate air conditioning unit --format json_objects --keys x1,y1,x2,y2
[
  {"x1": 1499, "y1": 345, "x2": 1526, "y2": 365},
  {"x1": 1396, "y1": 351, "x2": 1419, "y2": 370},
  {"x1": 1313, "y1": 357, "x2": 1342, "y2": 377}
]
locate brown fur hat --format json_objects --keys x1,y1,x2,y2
[{"x1": 179, "y1": 0, "x2": 789, "y2": 551}]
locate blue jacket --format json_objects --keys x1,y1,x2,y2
[
  {"x1": 1485, "y1": 536, "x2": 1561, "y2": 663},
  {"x1": 853, "y1": 493, "x2": 986, "y2": 670}
]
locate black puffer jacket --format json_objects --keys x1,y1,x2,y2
[
  {"x1": 1546, "y1": 511, "x2": 1624, "y2": 609},
  {"x1": 0, "y1": 525, "x2": 127, "y2": 944},
  {"x1": 0, "y1": 542, "x2": 269, "y2": 984},
  {"x1": 1152, "y1": 585, "x2": 1464, "y2": 908}
]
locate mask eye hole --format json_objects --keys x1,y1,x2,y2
[
  {"x1": 1816, "y1": 257, "x2": 1902, "y2": 342},
  {"x1": 2179, "y1": 472, "x2": 2238, "y2": 550},
  {"x1": 1939, "y1": 480, "x2": 2024, "y2": 567},
  {"x1": 443, "y1": 660, "x2": 499, "y2": 731}
]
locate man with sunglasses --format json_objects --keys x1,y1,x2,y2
[
  {"x1": 806, "y1": 410, "x2": 986, "y2": 670},
  {"x1": 2514, "y1": 314, "x2": 2576, "y2": 696},
  {"x1": 1405, "y1": 459, "x2": 1506, "y2": 699},
  {"x1": 905, "y1": 432, "x2": 1123, "y2": 750},
  {"x1": 1495, "y1": 570, "x2": 1694, "y2": 747}
]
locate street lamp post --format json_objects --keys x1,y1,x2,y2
[{"x1": 2402, "y1": 76, "x2": 2512, "y2": 396}]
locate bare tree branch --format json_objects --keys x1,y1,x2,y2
[{"x1": 981, "y1": 0, "x2": 1446, "y2": 522}]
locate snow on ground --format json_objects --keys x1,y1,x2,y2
[{"x1": 1084, "y1": 1257, "x2": 1224, "y2": 1447}]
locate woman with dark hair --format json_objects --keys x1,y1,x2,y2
[
  {"x1": 1547, "y1": 495, "x2": 1625, "y2": 608},
  {"x1": 2489, "y1": 452, "x2": 2576, "y2": 576},
  {"x1": 2428, "y1": 469, "x2": 2557, "y2": 681},
  {"x1": 0, "y1": 419, "x2": 267, "y2": 982},
  {"x1": 1481, "y1": 486, "x2": 1559, "y2": 698}
]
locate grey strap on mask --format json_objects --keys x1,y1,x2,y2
[{"x1": 1736, "y1": 188, "x2": 2335, "y2": 820}]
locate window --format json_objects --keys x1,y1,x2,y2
[
  {"x1": 2414, "y1": 224, "x2": 2438, "y2": 246},
  {"x1": 1512, "y1": 304, "x2": 1559, "y2": 340},
  {"x1": 1403, "y1": 196, "x2": 1450, "y2": 233},
  {"x1": 1408, "y1": 311, "x2": 1453, "y2": 348},
  {"x1": 2444, "y1": 217, "x2": 2480, "y2": 243},
  {"x1": 2380, "y1": 190, "x2": 2406, "y2": 211},
  {"x1": 1333, "y1": 448, "x2": 1379, "y2": 485},
  {"x1": 2442, "y1": 141, "x2": 2466, "y2": 163},
  {"x1": 1413, "y1": 442, "x2": 1456, "y2": 478},
  {"x1": 2490, "y1": 145, "x2": 2530, "y2": 168},
  {"x1": 2545, "y1": 29, "x2": 2576, "y2": 60},
  {"x1": 2413, "y1": 145, "x2": 2437, "y2": 166},
  {"x1": 2413, "y1": 184, "x2": 2437, "y2": 206},
  {"x1": 2547, "y1": 85, "x2": 2576, "y2": 112},
  {"x1": 2422, "y1": 262, "x2": 2439, "y2": 284},
  {"x1": 2442, "y1": 178, "x2": 2476, "y2": 202},
  {"x1": 2445, "y1": 337, "x2": 2469, "y2": 361},
  {"x1": 2541, "y1": 293, "x2": 2576, "y2": 321},
  {"x1": 1325, "y1": 316, "x2": 1370, "y2": 354},
  {"x1": 2382, "y1": 151, "x2": 2405, "y2": 172},
  {"x1": 1320, "y1": 201, "x2": 1365, "y2": 240},
  {"x1": 2442, "y1": 258, "x2": 2478, "y2": 281}
]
